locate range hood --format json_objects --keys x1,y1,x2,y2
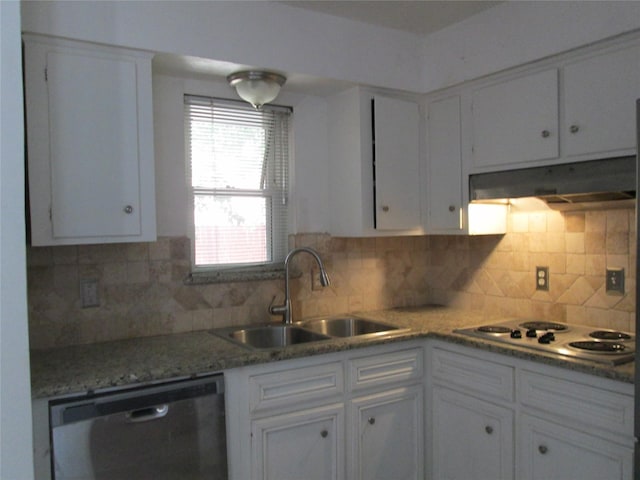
[{"x1": 469, "y1": 156, "x2": 636, "y2": 206}]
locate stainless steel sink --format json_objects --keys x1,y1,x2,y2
[
  {"x1": 227, "y1": 325, "x2": 331, "y2": 349},
  {"x1": 296, "y1": 317, "x2": 405, "y2": 338}
]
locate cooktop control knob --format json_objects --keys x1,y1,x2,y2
[
  {"x1": 510, "y1": 329, "x2": 522, "y2": 339},
  {"x1": 538, "y1": 332, "x2": 555, "y2": 344},
  {"x1": 526, "y1": 328, "x2": 537, "y2": 338}
]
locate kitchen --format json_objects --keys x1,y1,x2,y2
[{"x1": 2, "y1": 1, "x2": 640, "y2": 479}]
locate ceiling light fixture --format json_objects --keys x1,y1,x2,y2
[{"x1": 227, "y1": 70, "x2": 287, "y2": 110}]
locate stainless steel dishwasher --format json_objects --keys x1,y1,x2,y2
[{"x1": 49, "y1": 374, "x2": 227, "y2": 480}]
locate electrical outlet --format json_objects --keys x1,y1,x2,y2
[
  {"x1": 80, "y1": 278, "x2": 100, "y2": 308},
  {"x1": 536, "y1": 266, "x2": 549, "y2": 291},
  {"x1": 606, "y1": 268, "x2": 625, "y2": 295}
]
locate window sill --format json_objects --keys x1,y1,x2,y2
[{"x1": 184, "y1": 264, "x2": 286, "y2": 285}]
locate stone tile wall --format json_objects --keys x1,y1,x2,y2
[
  {"x1": 428, "y1": 207, "x2": 636, "y2": 333},
  {"x1": 27, "y1": 206, "x2": 635, "y2": 350},
  {"x1": 27, "y1": 235, "x2": 430, "y2": 349}
]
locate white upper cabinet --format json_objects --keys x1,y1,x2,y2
[
  {"x1": 373, "y1": 94, "x2": 421, "y2": 231},
  {"x1": 467, "y1": 37, "x2": 639, "y2": 174},
  {"x1": 471, "y1": 69, "x2": 559, "y2": 170},
  {"x1": 426, "y1": 95, "x2": 507, "y2": 235},
  {"x1": 328, "y1": 87, "x2": 423, "y2": 237},
  {"x1": 24, "y1": 34, "x2": 156, "y2": 246},
  {"x1": 563, "y1": 44, "x2": 640, "y2": 159},
  {"x1": 426, "y1": 96, "x2": 463, "y2": 232}
]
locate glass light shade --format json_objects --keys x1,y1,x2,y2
[{"x1": 227, "y1": 71, "x2": 286, "y2": 109}]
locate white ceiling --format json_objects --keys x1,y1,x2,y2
[{"x1": 279, "y1": 0, "x2": 502, "y2": 36}]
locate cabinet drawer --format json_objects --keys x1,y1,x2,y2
[
  {"x1": 520, "y1": 370, "x2": 634, "y2": 438},
  {"x1": 349, "y1": 347, "x2": 423, "y2": 391},
  {"x1": 249, "y1": 362, "x2": 343, "y2": 413},
  {"x1": 431, "y1": 347, "x2": 515, "y2": 402}
]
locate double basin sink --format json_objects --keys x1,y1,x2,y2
[{"x1": 223, "y1": 317, "x2": 408, "y2": 350}]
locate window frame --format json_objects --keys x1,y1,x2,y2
[{"x1": 184, "y1": 95, "x2": 292, "y2": 276}]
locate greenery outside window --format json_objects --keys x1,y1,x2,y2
[{"x1": 184, "y1": 95, "x2": 291, "y2": 274}]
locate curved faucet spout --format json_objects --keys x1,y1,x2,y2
[{"x1": 269, "y1": 247, "x2": 331, "y2": 324}]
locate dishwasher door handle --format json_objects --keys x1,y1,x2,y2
[{"x1": 125, "y1": 404, "x2": 169, "y2": 423}]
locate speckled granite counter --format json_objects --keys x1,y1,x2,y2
[{"x1": 30, "y1": 305, "x2": 635, "y2": 398}]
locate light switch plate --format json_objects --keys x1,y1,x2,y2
[
  {"x1": 606, "y1": 268, "x2": 624, "y2": 295},
  {"x1": 80, "y1": 278, "x2": 100, "y2": 308}
]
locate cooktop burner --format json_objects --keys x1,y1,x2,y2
[
  {"x1": 568, "y1": 341, "x2": 628, "y2": 353},
  {"x1": 454, "y1": 318, "x2": 635, "y2": 366},
  {"x1": 589, "y1": 330, "x2": 633, "y2": 341},
  {"x1": 476, "y1": 325, "x2": 511, "y2": 334},
  {"x1": 519, "y1": 321, "x2": 568, "y2": 332}
]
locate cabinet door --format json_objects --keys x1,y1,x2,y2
[
  {"x1": 47, "y1": 49, "x2": 141, "y2": 239},
  {"x1": 563, "y1": 44, "x2": 640, "y2": 158},
  {"x1": 432, "y1": 386, "x2": 514, "y2": 480},
  {"x1": 350, "y1": 385, "x2": 423, "y2": 480},
  {"x1": 519, "y1": 414, "x2": 633, "y2": 480},
  {"x1": 426, "y1": 95, "x2": 462, "y2": 232},
  {"x1": 471, "y1": 69, "x2": 559, "y2": 169},
  {"x1": 251, "y1": 404, "x2": 344, "y2": 480},
  {"x1": 24, "y1": 35, "x2": 156, "y2": 245},
  {"x1": 373, "y1": 95, "x2": 421, "y2": 230}
]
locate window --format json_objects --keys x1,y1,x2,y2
[{"x1": 185, "y1": 95, "x2": 291, "y2": 270}]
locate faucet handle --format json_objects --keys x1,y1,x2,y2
[{"x1": 269, "y1": 295, "x2": 286, "y2": 315}]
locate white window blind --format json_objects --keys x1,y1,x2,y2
[{"x1": 185, "y1": 95, "x2": 291, "y2": 269}]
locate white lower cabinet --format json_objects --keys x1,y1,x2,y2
[
  {"x1": 350, "y1": 386, "x2": 423, "y2": 480},
  {"x1": 251, "y1": 403, "x2": 344, "y2": 480},
  {"x1": 432, "y1": 386, "x2": 514, "y2": 480},
  {"x1": 519, "y1": 414, "x2": 633, "y2": 480},
  {"x1": 225, "y1": 342, "x2": 424, "y2": 480},
  {"x1": 427, "y1": 341, "x2": 634, "y2": 480}
]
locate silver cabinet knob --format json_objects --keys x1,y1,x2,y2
[
  {"x1": 485, "y1": 426, "x2": 493, "y2": 434},
  {"x1": 123, "y1": 205, "x2": 134, "y2": 214},
  {"x1": 541, "y1": 130, "x2": 551, "y2": 138},
  {"x1": 570, "y1": 124, "x2": 579, "y2": 134},
  {"x1": 320, "y1": 430, "x2": 328, "y2": 438},
  {"x1": 381, "y1": 206, "x2": 390, "y2": 213},
  {"x1": 448, "y1": 205, "x2": 456, "y2": 212},
  {"x1": 368, "y1": 417, "x2": 375, "y2": 425},
  {"x1": 538, "y1": 445, "x2": 548, "y2": 455}
]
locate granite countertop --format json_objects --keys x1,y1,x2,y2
[{"x1": 30, "y1": 305, "x2": 635, "y2": 398}]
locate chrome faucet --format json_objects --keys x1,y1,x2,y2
[{"x1": 269, "y1": 247, "x2": 331, "y2": 324}]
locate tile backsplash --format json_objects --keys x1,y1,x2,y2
[{"x1": 27, "y1": 207, "x2": 635, "y2": 350}]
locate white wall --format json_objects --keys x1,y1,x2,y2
[
  {"x1": 0, "y1": 1, "x2": 34, "y2": 478},
  {"x1": 153, "y1": 72, "x2": 330, "y2": 236},
  {"x1": 420, "y1": 0, "x2": 640, "y2": 92},
  {"x1": 21, "y1": 0, "x2": 422, "y2": 93}
]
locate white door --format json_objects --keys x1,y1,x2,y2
[
  {"x1": 373, "y1": 95, "x2": 421, "y2": 230},
  {"x1": 519, "y1": 414, "x2": 633, "y2": 480},
  {"x1": 350, "y1": 386, "x2": 423, "y2": 480},
  {"x1": 251, "y1": 404, "x2": 344, "y2": 480},
  {"x1": 427, "y1": 95, "x2": 462, "y2": 232},
  {"x1": 471, "y1": 69, "x2": 559, "y2": 169},
  {"x1": 432, "y1": 386, "x2": 514, "y2": 480},
  {"x1": 563, "y1": 44, "x2": 640, "y2": 158},
  {"x1": 46, "y1": 48, "x2": 142, "y2": 239}
]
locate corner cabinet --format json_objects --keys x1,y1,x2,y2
[
  {"x1": 426, "y1": 341, "x2": 634, "y2": 480},
  {"x1": 563, "y1": 43, "x2": 640, "y2": 159},
  {"x1": 425, "y1": 95, "x2": 507, "y2": 235},
  {"x1": 23, "y1": 34, "x2": 156, "y2": 246},
  {"x1": 224, "y1": 342, "x2": 425, "y2": 480},
  {"x1": 327, "y1": 87, "x2": 423, "y2": 237}
]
